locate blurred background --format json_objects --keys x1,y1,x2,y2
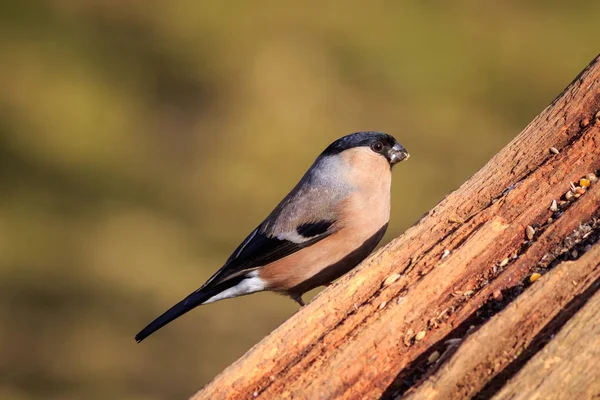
[{"x1": 0, "y1": 1, "x2": 598, "y2": 399}]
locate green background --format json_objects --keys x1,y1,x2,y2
[{"x1": 1, "y1": 1, "x2": 598, "y2": 399}]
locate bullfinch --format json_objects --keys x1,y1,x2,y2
[{"x1": 135, "y1": 131, "x2": 409, "y2": 342}]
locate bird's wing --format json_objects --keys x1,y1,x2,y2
[
  {"x1": 202, "y1": 218, "x2": 338, "y2": 288},
  {"x1": 134, "y1": 218, "x2": 337, "y2": 342},
  {"x1": 201, "y1": 162, "x2": 350, "y2": 288}
]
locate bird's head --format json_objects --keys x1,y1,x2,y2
[{"x1": 321, "y1": 132, "x2": 409, "y2": 167}]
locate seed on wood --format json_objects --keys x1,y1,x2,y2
[
  {"x1": 526, "y1": 225, "x2": 536, "y2": 240},
  {"x1": 550, "y1": 200, "x2": 559, "y2": 212},
  {"x1": 428, "y1": 351, "x2": 440, "y2": 364},
  {"x1": 587, "y1": 173, "x2": 598, "y2": 182},
  {"x1": 383, "y1": 273, "x2": 401, "y2": 287},
  {"x1": 547, "y1": 217, "x2": 553, "y2": 224},
  {"x1": 572, "y1": 280, "x2": 578, "y2": 286},
  {"x1": 493, "y1": 290, "x2": 503, "y2": 301},
  {"x1": 441, "y1": 249, "x2": 451, "y2": 260},
  {"x1": 576, "y1": 187, "x2": 586, "y2": 195},
  {"x1": 565, "y1": 190, "x2": 574, "y2": 201},
  {"x1": 436, "y1": 308, "x2": 449, "y2": 320},
  {"x1": 580, "y1": 118, "x2": 590, "y2": 127},
  {"x1": 530, "y1": 272, "x2": 542, "y2": 283},
  {"x1": 378, "y1": 301, "x2": 387, "y2": 310},
  {"x1": 445, "y1": 338, "x2": 462, "y2": 346},
  {"x1": 584, "y1": 244, "x2": 592, "y2": 252},
  {"x1": 499, "y1": 257, "x2": 510, "y2": 267},
  {"x1": 571, "y1": 250, "x2": 578, "y2": 258},
  {"x1": 415, "y1": 331, "x2": 426, "y2": 341},
  {"x1": 549, "y1": 146, "x2": 559, "y2": 154},
  {"x1": 580, "y1": 178, "x2": 591, "y2": 187},
  {"x1": 464, "y1": 290, "x2": 474, "y2": 297},
  {"x1": 596, "y1": 110, "x2": 600, "y2": 119}
]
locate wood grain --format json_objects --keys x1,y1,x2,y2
[
  {"x1": 404, "y1": 236, "x2": 600, "y2": 400},
  {"x1": 492, "y1": 286, "x2": 600, "y2": 400}
]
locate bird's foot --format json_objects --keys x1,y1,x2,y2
[{"x1": 291, "y1": 295, "x2": 306, "y2": 307}]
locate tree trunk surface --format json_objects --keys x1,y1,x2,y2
[
  {"x1": 192, "y1": 54, "x2": 600, "y2": 400},
  {"x1": 492, "y1": 287, "x2": 600, "y2": 400}
]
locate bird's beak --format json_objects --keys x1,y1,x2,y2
[{"x1": 389, "y1": 143, "x2": 410, "y2": 165}]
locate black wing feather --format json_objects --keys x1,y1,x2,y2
[
  {"x1": 297, "y1": 220, "x2": 333, "y2": 238},
  {"x1": 204, "y1": 220, "x2": 336, "y2": 287},
  {"x1": 135, "y1": 219, "x2": 337, "y2": 342}
]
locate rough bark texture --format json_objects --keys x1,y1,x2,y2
[
  {"x1": 492, "y1": 287, "x2": 600, "y2": 400},
  {"x1": 404, "y1": 237, "x2": 600, "y2": 400},
  {"x1": 191, "y1": 54, "x2": 600, "y2": 400}
]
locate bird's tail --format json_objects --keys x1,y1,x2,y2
[{"x1": 135, "y1": 276, "x2": 244, "y2": 343}]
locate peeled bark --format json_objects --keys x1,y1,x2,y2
[{"x1": 191, "y1": 54, "x2": 600, "y2": 400}]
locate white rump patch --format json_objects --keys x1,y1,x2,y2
[{"x1": 202, "y1": 271, "x2": 266, "y2": 305}]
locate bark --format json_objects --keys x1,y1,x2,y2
[
  {"x1": 492, "y1": 286, "x2": 600, "y2": 400},
  {"x1": 404, "y1": 236, "x2": 600, "y2": 400},
  {"x1": 191, "y1": 54, "x2": 600, "y2": 400}
]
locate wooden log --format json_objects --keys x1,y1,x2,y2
[
  {"x1": 492, "y1": 285, "x2": 600, "y2": 400},
  {"x1": 403, "y1": 234, "x2": 600, "y2": 400},
  {"x1": 191, "y1": 54, "x2": 600, "y2": 400}
]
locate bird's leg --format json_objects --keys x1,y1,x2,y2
[{"x1": 291, "y1": 294, "x2": 306, "y2": 307}]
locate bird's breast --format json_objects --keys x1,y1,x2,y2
[{"x1": 259, "y1": 150, "x2": 392, "y2": 293}]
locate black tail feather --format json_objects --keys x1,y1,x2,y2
[
  {"x1": 135, "y1": 276, "x2": 244, "y2": 343},
  {"x1": 135, "y1": 290, "x2": 210, "y2": 343}
]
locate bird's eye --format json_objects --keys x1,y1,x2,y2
[{"x1": 371, "y1": 141, "x2": 384, "y2": 153}]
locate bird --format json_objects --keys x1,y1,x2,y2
[{"x1": 135, "y1": 131, "x2": 409, "y2": 342}]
